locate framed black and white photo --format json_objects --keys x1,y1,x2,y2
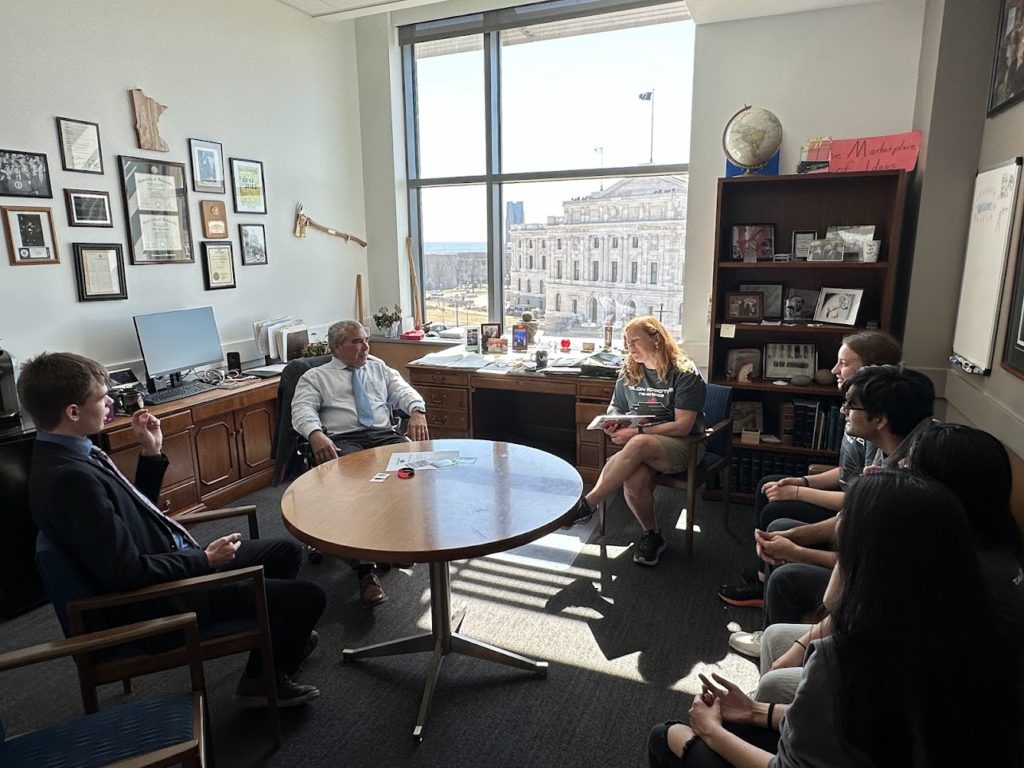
[
  {"x1": 56, "y1": 117, "x2": 103, "y2": 174},
  {"x1": 764, "y1": 343, "x2": 817, "y2": 380},
  {"x1": 73, "y1": 243, "x2": 127, "y2": 301},
  {"x1": 813, "y1": 287, "x2": 863, "y2": 326},
  {"x1": 807, "y1": 238, "x2": 845, "y2": 262},
  {"x1": 791, "y1": 230, "x2": 817, "y2": 260},
  {"x1": 2, "y1": 205, "x2": 59, "y2": 265},
  {"x1": 118, "y1": 155, "x2": 194, "y2": 264},
  {"x1": 740, "y1": 283, "x2": 784, "y2": 319},
  {"x1": 725, "y1": 348, "x2": 762, "y2": 383},
  {"x1": 989, "y1": 0, "x2": 1024, "y2": 116},
  {"x1": 731, "y1": 224, "x2": 774, "y2": 262},
  {"x1": 189, "y1": 138, "x2": 225, "y2": 194},
  {"x1": 0, "y1": 150, "x2": 52, "y2": 198},
  {"x1": 784, "y1": 288, "x2": 820, "y2": 321},
  {"x1": 725, "y1": 291, "x2": 763, "y2": 322},
  {"x1": 64, "y1": 189, "x2": 113, "y2": 227},
  {"x1": 230, "y1": 157, "x2": 266, "y2": 214},
  {"x1": 201, "y1": 242, "x2": 236, "y2": 290},
  {"x1": 239, "y1": 223, "x2": 268, "y2": 265}
]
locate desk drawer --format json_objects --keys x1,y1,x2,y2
[
  {"x1": 419, "y1": 385, "x2": 468, "y2": 410},
  {"x1": 575, "y1": 402, "x2": 608, "y2": 427},
  {"x1": 578, "y1": 439, "x2": 621, "y2": 468},
  {"x1": 426, "y1": 409, "x2": 468, "y2": 430},
  {"x1": 410, "y1": 369, "x2": 470, "y2": 388},
  {"x1": 578, "y1": 380, "x2": 616, "y2": 400},
  {"x1": 106, "y1": 410, "x2": 193, "y2": 451},
  {"x1": 160, "y1": 481, "x2": 200, "y2": 516},
  {"x1": 428, "y1": 427, "x2": 470, "y2": 440}
]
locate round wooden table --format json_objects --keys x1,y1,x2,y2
[{"x1": 280, "y1": 438, "x2": 584, "y2": 740}]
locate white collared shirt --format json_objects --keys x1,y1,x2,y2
[{"x1": 291, "y1": 355, "x2": 426, "y2": 439}]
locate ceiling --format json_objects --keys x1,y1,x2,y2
[{"x1": 275, "y1": 0, "x2": 886, "y2": 24}]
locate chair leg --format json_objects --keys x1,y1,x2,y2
[
  {"x1": 598, "y1": 499, "x2": 606, "y2": 538},
  {"x1": 122, "y1": 678, "x2": 132, "y2": 695},
  {"x1": 686, "y1": 482, "x2": 697, "y2": 559}
]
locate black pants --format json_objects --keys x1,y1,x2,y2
[
  {"x1": 754, "y1": 475, "x2": 835, "y2": 574},
  {"x1": 331, "y1": 428, "x2": 408, "y2": 456},
  {"x1": 205, "y1": 537, "x2": 326, "y2": 677},
  {"x1": 648, "y1": 721, "x2": 779, "y2": 767},
  {"x1": 763, "y1": 561, "x2": 830, "y2": 628}
]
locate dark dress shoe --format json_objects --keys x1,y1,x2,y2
[{"x1": 236, "y1": 672, "x2": 320, "y2": 708}]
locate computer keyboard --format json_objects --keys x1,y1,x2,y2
[{"x1": 144, "y1": 380, "x2": 216, "y2": 404}]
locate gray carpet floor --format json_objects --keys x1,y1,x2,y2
[{"x1": 0, "y1": 482, "x2": 766, "y2": 767}]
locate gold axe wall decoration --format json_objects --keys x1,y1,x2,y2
[{"x1": 292, "y1": 203, "x2": 368, "y2": 247}]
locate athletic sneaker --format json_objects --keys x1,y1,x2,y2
[
  {"x1": 728, "y1": 630, "x2": 763, "y2": 659},
  {"x1": 717, "y1": 580, "x2": 764, "y2": 608},
  {"x1": 633, "y1": 529, "x2": 667, "y2": 566},
  {"x1": 562, "y1": 497, "x2": 597, "y2": 528}
]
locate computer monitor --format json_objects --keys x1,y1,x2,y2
[{"x1": 133, "y1": 306, "x2": 224, "y2": 385}]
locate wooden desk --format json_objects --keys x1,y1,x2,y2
[
  {"x1": 408, "y1": 362, "x2": 619, "y2": 483},
  {"x1": 280, "y1": 439, "x2": 583, "y2": 740},
  {"x1": 98, "y1": 378, "x2": 279, "y2": 517}
]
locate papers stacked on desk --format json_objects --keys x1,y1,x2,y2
[{"x1": 252, "y1": 317, "x2": 309, "y2": 362}]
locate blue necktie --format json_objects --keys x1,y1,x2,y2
[{"x1": 352, "y1": 367, "x2": 374, "y2": 428}]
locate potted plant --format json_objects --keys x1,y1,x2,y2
[
  {"x1": 521, "y1": 310, "x2": 539, "y2": 345},
  {"x1": 372, "y1": 304, "x2": 404, "y2": 338}
]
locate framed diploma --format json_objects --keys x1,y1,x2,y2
[
  {"x1": 202, "y1": 241, "x2": 236, "y2": 290},
  {"x1": 118, "y1": 155, "x2": 194, "y2": 264},
  {"x1": 64, "y1": 189, "x2": 113, "y2": 227},
  {"x1": 200, "y1": 200, "x2": 228, "y2": 238},
  {"x1": 56, "y1": 117, "x2": 103, "y2": 174},
  {"x1": 230, "y1": 157, "x2": 267, "y2": 214},
  {"x1": 73, "y1": 243, "x2": 127, "y2": 301},
  {"x1": 189, "y1": 138, "x2": 225, "y2": 194},
  {"x1": 239, "y1": 223, "x2": 268, "y2": 264},
  {"x1": 2, "y1": 205, "x2": 60, "y2": 265}
]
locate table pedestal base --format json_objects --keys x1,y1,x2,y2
[{"x1": 341, "y1": 561, "x2": 548, "y2": 741}]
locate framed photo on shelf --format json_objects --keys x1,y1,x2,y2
[
  {"x1": 740, "y1": 283, "x2": 784, "y2": 318},
  {"x1": 784, "y1": 288, "x2": 820, "y2": 321},
  {"x1": 465, "y1": 326, "x2": 480, "y2": 353},
  {"x1": 2, "y1": 205, "x2": 60, "y2": 265},
  {"x1": 64, "y1": 189, "x2": 113, "y2": 227},
  {"x1": 764, "y1": 342, "x2": 817, "y2": 380},
  {"x1": 730, "y1": 401, "x2": 764, "y2": 434},
  {"x1": 724, "y1": 348, "x2": 762, "y2": 383},
  {"x1": 201, "y1": 242, "x2": 236, "y2": 290},
  {"x1": 0, "y1": 150, "x2": 52, "y2": 198},
  {"x1": 72, "y1": 243, "x2": 127, "y2": 301},
  {"x1": 731, "y1": 224, "x2": 774, "y2": 262},
  {"x1": 725, "y1": 291, "x2": 764, "y2": 322},
  {"x1": 807, "y1": 238, "x2": 845, "y2": 262},
  {"x1": 1001, "y1": 234, "x2": 1024, "y2": 378},
  {"x1": 239, "y1": 223, "x2": 268, "y2": 265},
  {"x1": 189, "y1": 138, "x2": 225, "y2": 194},
  {"x1": 230, "y1": 157, "x2": 266, "y2": 214},
  {"x1": 813, "y1": 287, "x2": 863, "y2": 326},
  {"x1": 56, "y1": 117, "x2": 103, "y2": 174},
  {"x1": 200, "y1": 200, "x2": 228, "y2": 238},
  {"x1": 480, "y1": 322, "x2": 502, "y2": 351},
  {"x1": 989, "y1": 0, "x2": 1024, "y2": 116},
  {"x1": 118, "y1": 155, "x2": 194, "y2": 264},
  {"x1": 791, "y1": 230, "x2": 816, "y2": 260}
]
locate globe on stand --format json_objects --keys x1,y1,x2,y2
[{"x1": 722, "y1": 106, "x2": 783, "y2": 175}]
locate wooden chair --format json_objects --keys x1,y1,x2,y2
[
  {"x1": 0, "y1": 612, "x2": 209, "y2": 767},
  {"x1": 35, "y1": 504, "x2": 281, "y2": 749},
  {"x1": 599, "y1": 383, "x2": 734, "y2": 557}
]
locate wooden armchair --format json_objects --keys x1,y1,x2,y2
[
  {"x1": 599, "y1": 383, "x2": 734, "y2": 557},
  {"x1": 35, "y1": 504, "x2": 280, "y2": 749},
  {"x1": 0, "y1": 612, "x2": 209, "y2": 767}
]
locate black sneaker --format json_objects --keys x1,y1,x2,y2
[
  {"x1": 236, "y1": 672, "x2": 320, "y2": 708},
  {"x1": 717, "y1": 580, "x2": 764, "y2": 608},
  {"x1": 562, "y1": 497, "x2": 597, "y2": 528},
  {"x1": 740, "y1": 566, "x2": 762, "y2": 585},
  {"x1": 633, "y1": 529, "x2": 666, "y2": 566}
]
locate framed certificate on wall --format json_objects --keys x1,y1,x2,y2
[{"x1": 118, "y1": 156, "x2": 194, "y2": 264}]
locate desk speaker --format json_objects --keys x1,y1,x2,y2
[{"x1": 227, "y1": 352, "x2": 242, "y2": 373}]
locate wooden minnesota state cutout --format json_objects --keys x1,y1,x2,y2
[{"x1": 129, "y1": 88, "x2": 169, "y2": 152}]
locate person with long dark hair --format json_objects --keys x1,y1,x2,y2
[
  {"x1": 648, "y1": 470, "x2": 1023, "y2": 767},
  {"x1": 566, "y1": 315, "x2": 706, "y2": 566}
]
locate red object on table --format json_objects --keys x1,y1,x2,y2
[
  {"x1": 401, "y1": 329, "x2": 425, "y2": 340},
  {"x1": 560, "y1": 339, "x2": 571, "y2": 351}
]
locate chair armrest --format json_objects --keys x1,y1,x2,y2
[
  {"x1": 178, "y1": 504, "x2": 259, "y2": 539},
  {"x1": 68, "y1": 566, "x2": 267, "y2": 635},
  {"x1": 704, "y1": 416, "x2": 733, "y2": 440},
  {"x1": 0, "y1": 613, "x2": 200, "y2": 672}
]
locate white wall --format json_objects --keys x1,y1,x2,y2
[
  {"x1": 682, "y1": 0, "x2": 926, "y2": 363},
  {"x1": 0, "y1": 0, "x2": 365, "y2": 373}
]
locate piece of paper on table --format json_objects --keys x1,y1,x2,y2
[
  {"x1": 386, "y1": 451, "x2": 460, "y2": 471},
  {"x1": 370, "y1": 473, "x2": 389, "y2": 483}
]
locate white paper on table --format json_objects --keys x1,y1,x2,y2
[{"x1": 386, "y1": 451, "x2": 460, "y2": 471}]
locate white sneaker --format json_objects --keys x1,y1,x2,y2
[{"x1": 728, "y1": 630, "x2": 762, "y2": 659}]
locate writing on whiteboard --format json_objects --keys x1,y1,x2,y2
[{"x1": 828, "y1": 131, "x2": 921, "y2": 173}]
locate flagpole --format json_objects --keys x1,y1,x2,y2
[{"x1": 648, "y1": 91, "x2": 655, "y2": 164}]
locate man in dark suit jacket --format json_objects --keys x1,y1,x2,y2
[{"x1": 20, "y1": 351, "x2": 326, "y2": 707}]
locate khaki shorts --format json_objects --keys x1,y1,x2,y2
[{"x1": 651, "y1": 434, "x2": 705, "y2": 474}]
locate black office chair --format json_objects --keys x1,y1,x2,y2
[{"x1": 272, "y1": 354, "x2": 332, "y2": 486}]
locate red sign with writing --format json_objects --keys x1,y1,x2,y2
[{"x1": 828, "y1": 130, "x2": 921, "y2": 173}]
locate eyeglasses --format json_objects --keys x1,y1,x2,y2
[{"x1": 839, "y1": 401, "x2": 867, "y2": 414}]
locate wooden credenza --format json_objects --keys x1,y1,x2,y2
[
  {"x1": 98, "y1": 378, "x2": 278, "y2": 517},
  {"x1": 408, "y1": 364, "x2": 618, "y2": 484}
]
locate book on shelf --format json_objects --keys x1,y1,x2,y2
[{"x1": 780, "y1": 401, "x2": 795, "y2": 444}]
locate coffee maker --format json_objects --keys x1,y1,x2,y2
[{"x1": 0, "y1": 349, "x2": 20, "y2": 425}]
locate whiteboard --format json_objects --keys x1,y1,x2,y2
[{"x1": 952, "y1": 158, "x2": 1022, "y2": 373}]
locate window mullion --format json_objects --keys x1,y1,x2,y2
[{"x1": 485, "y1": 29, "x2": 503, "y2": 322}]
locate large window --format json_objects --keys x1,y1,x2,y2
[{"x1": 402, "y1": 0, "x2": 693, "y2": 339}]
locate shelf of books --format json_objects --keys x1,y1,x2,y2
[{"x1": 706, "y1": 170, "x2": 909, "y2": 504}]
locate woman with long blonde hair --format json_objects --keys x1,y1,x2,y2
[{"x1": 568, "y1": 316, "x2": 706, "y2": 566}]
